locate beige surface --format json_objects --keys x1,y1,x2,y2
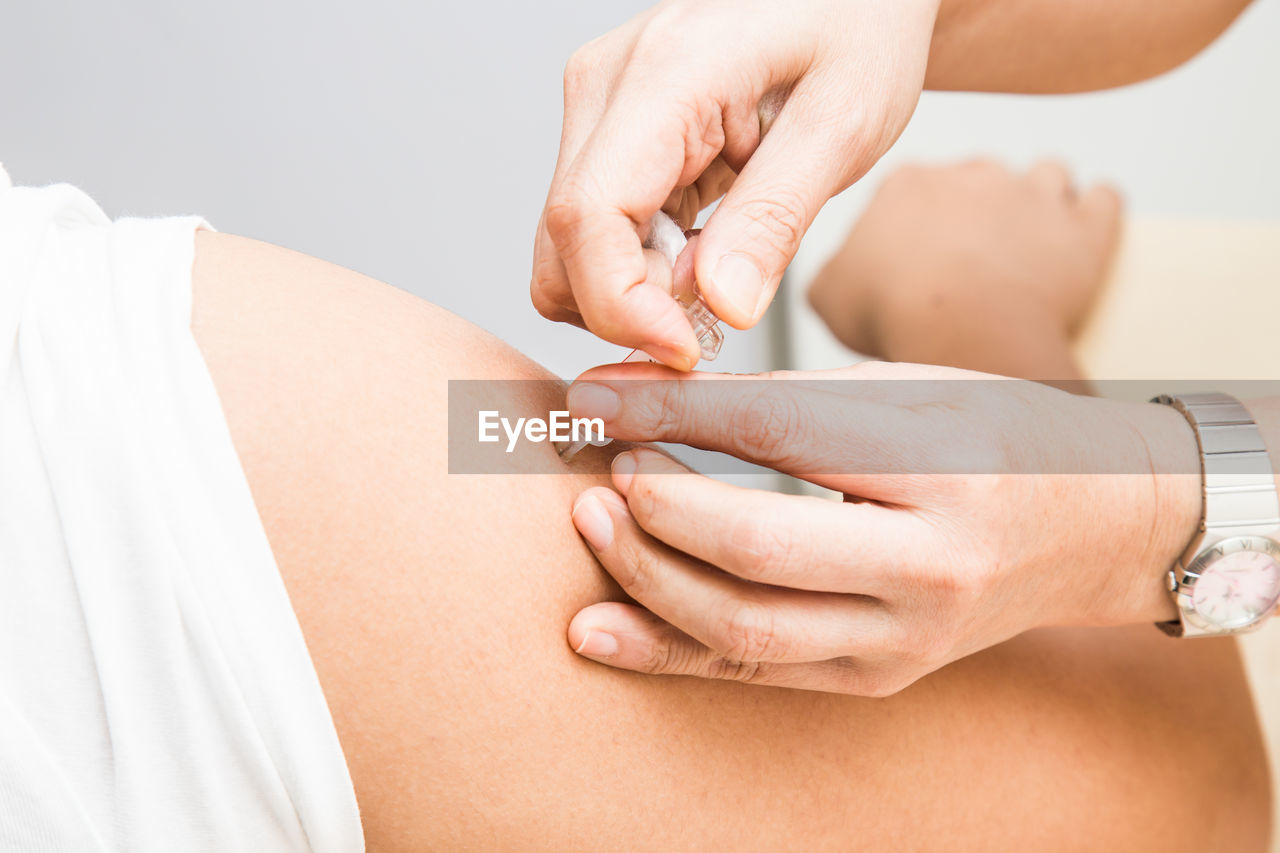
[
  {"x1": 1077, "y1": 219, "x2": 1280, "y2": 381},
  {"x1": 1075, "y1": 218, "x2": 1280, "y2": 845}
]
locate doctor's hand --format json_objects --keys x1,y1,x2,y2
[
  {"x1": 531, "y1": 0, "x2": 938, "y2": 370},
  {"x1": 564, "y1": 362, "x2": 1201, "y2": 696}
]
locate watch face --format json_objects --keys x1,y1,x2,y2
[{"x1": 1189, "y1": 538, "x2": 1280, "y2": 629}]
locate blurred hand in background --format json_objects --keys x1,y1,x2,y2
[{"x1": 808, "y1": 159, "x2": 1122, "y2": 381}]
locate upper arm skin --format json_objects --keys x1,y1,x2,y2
[
  {"x1": 190, "y1": 231, "x2": 1269, "y2": 852},
  {"x1": 929, "y1": 0, "x2": 1254, "y2": 93}
]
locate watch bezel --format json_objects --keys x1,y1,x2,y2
[{"x1": 1178, "y1": 534, "x2": 1280, "y2": 632}]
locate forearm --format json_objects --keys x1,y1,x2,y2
[
  {"x1": 928, "y1": 0, "x2": 1253, "y2": 92},
  {"x1": 879, "y1": 311, "x2": 1087, "y2": 385}
]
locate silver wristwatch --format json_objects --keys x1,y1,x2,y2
[{"x1": 1153, "y1": 392, "x2": 1280, "y2": 637}]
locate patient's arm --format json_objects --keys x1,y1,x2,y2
[
  {"x1": 930, "y1": 0, "x2": 1254, "y2": 93},
  {"x1": 190, "y1": 231, "x2": 1269, "y2": 852}
]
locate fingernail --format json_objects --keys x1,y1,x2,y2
[
  {"x1": 567, "y1": 382, "x2": 620, "y2": 422},
  {"x1": 596, "y1": 488, "x2": 628, "y2": 513},
  {"x1": 612, "y1": 452, "x2": 637, "y2": 496},
  {"x1": 644, "y1": 343, "x2": 693, "y2": 371},
  {"x1": 712, "y1": 252, "x2": 767, "y2": 322},
  {"x1": 574, "y1": 629, "x2": 619, "y2": 658},
  {"x1": 572, "y1": 494, "x2": 614, "y2": 550}
]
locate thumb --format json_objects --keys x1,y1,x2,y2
[{"x1": 693, "y1": 85, "x2": 858, "y2": 329}]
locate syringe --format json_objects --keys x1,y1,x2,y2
[{"x1": 557, "y1": 211, "x2": 724, "y2": 460}]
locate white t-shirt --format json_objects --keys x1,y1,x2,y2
[{"x1": 0, "y1": 164, "x2": 363, "y2": 852}]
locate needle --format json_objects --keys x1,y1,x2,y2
[{"x1": 557, "y1": 211, "x2": 724, "y2": 461}]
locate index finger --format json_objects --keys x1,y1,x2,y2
[
  {"x1": 544, "y1": 82, "x2": 734, "y2": 366},
  {"x1": 532, "y1": 19, "x2": 648, "y2": 329},
  {"x1": 565, "y1": 366, "x2": 928, "y2": 490},
  {"x1": 614, "y1": 449, "x2": 932, "y2": 596}
]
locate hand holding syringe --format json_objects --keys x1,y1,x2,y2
[{"x1": 557, "y1": 211, "x2": 724, "y2": 460}]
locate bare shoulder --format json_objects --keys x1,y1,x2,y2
[
  {"x1": 190, "y1": 230, "x2": 625, "y2": 848},
  {"x1": 188, "y1": 230, "x2": 1271, "y2": 852}
]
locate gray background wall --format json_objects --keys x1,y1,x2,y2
[
  {"x1": 3, "y1": 0, "x2": 1277, "y2": 379},
  {"x1": 3, "y1": 0, "x2": 728, "y2": 378}
]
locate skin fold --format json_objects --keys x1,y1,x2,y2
[{"x1": 190, "y1": 231, "x2": 1268, "y2": 851}]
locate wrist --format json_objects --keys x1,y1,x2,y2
[{"x1": 1108, "y1": 401, "x2": 1201, "y2": 626}]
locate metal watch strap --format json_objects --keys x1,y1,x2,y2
[{"x1": 1153, "y1": 392, "x2": 1280, "y2": 636}]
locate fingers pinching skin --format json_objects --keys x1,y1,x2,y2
[
  {"x1": 564, "y1": 367, "x2": 924, "y2": 490},
  {"x1": 610, "y1": 449, "x2": 929, "y2": 595},
  {"x1": 567, "y1": 601, "x2": 888, "y2": 694},
  {"x1": 569, "y1": 486, "x2": 889, "y2": 666}
]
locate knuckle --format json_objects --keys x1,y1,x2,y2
[
  {"x1": 730, "y1": 390, "x2": 806, "y2": 464},
  {"x1": 640, "y1": 635, "x2": 676, "y2": 674},
  {"x1": 928, "y1": 557, "x2": 980, "y2": 602},
  {"x1": 735, "y1": 190, "x2": 808, "y2": 258},
  {"x1": 583, "y1": 309, "x2": 628, "y2": 344},
  {"x1": 894, "y1": 615, "x2": 953, "y2": 671},
  {"x1": 530, "y1": 290, "x2": 560, "y2": 321},
  {"x1": 530, "y1": 260, "x2": 568, "y2": 308},
  {"x1": 673, "y1": 99, "x2": 723, "y2": 171},
  {"x1": 623, "y1": 472, "x2": 665, "y2": 525},
  {"x1": 921, "y1": 549, "x2": 989, "y2": 627},
  {"x1": 631, "y1": 12, "x2": 685, "y2": 62},
  {"x1": 530, "y1": 276, "x2": 552, "y2": 309},
  {"x1": 641, "y1": 633, "x2": 696, "y2": 676},
  {"x1": 662, "y1": 93, "x2": 703, "y2": 138},
  {"x1": 562, "y1": 43, "x2": 603, "y2": 96},
  {"x1": 917, "y1": 630, "x2": 956, "y2": 672},
  {"x1": 647, "y1": 380, "x2": 694, "y2": 442},
  {"x1": 959, "y1": 551, "x2": 995, "y2": 611},
  {"x1": 706, "y1": 656, "x2": 767, "y2": 684},
  {"x1": 543, "y1": 190, "x2": 590, "y2": 247},
  {"x1": 714, "y1": 599, "x2": 782, "y2": 663},
  {"x1": 729, "y1": 514, "x2": 801, "y2": 583},
  {"x1": 613, "y1": 538, "x2": 664, "y2": 601}
]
